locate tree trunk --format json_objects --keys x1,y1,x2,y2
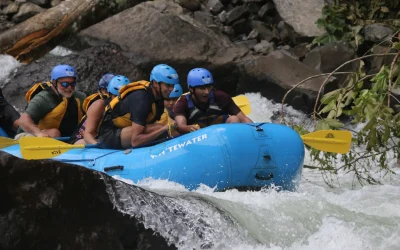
[{"x1": 0, "y1": 0, "x2": 147, "y2": 63}]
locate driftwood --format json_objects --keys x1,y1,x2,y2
[{"x1": 0, "y1": 0, "x2": 147, "y2": 63}]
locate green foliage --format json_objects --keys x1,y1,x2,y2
[
  {"x1": 313, "y1": 0, "x2": 400, "y2": 47},
  {"x1": 306, "y1": 49, "x2": 400, "y2": 187}
]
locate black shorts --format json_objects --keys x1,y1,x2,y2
[{"x1": 98, "y1": 128, "x2": 123, "y2": 149}]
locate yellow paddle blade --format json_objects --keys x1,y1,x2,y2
[
  {"x1": 20, "y1": 137, "x2": 85, "y2": 160},
  {"x1": 232, "y1": 95, "x2": 252, "y2": 115},
  {"x1": 301, "y1": 130, "x2": 352, "y2": 154},
  {"x1": 0, "y1": 136, "x2": 18, "y2": 149}
]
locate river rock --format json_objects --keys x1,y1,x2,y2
[
  {"x1": 272, "y1": 0, "x2": 325, "y2": 37},
  {"x1": 0, "y1": 151, "x2": 176, "y2": 250},
  {"x1": 2, "y1": 45, "x2": 146, "y2": 111},
  {"x1": 364, "y1": 24, "x2": 394, "y2": 43},
  {"x1": 80, "y1": 1, "x2": 246, "y2": 67},
  {"x1": 12, "y1": 2, "x2": 44, "y2": 23},
  {"x1": 237, "y1": 50, "x2": 337, "y2": 112}
]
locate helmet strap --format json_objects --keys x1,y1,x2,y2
[{"x1": 52, "y1": 80, "x2": 61, "y2": 97}]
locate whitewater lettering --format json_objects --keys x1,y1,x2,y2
[{"x1": 150, "y1": 134, "x2": 208, "y2": 159}]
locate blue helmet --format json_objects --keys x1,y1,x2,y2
[
  {"x1": 169, "y1": 84, "x2": 183, "y2": 98},
  {"x1": 51, "y1": 64, "x2": 77, "y2": 81},
  {"x1": 150, "y1": 64, "x2": 179, "y2": 85},
  {"x1": 187, "y1": 68, "x2": 213, "y2": 88},
  {"x1": 98, "y1": 73, "x2": 115, "y2": 90},
  {"x1": 107, "y1": 75, "x2": 130, "y2": 95}
]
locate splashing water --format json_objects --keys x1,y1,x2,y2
[
  {"x1": 110, "y1": 93, "x2": 400, "y2": 250},
  {"x1": 1, "y1": 53, "x2": 399, "y2": 249}
]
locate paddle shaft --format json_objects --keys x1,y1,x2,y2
[{"x1": 301, "y1": 137, "x2": 349, "y2": 144}]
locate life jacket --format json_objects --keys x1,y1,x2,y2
[
  {"x1": 104, "y1": 80, "x2": 160, "y2": 128},
  {"x1": 185, "y1": 91, "x2": 226, "y2": 127},
  {"x1": 82, "y1": 92, "x2": 109, "y2": 113},
  {"x1": 25, "y1": 82, "x2": 84, "y2": 130}
]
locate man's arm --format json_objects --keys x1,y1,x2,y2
[
  {"x1": 18, "y1": 113, "x2": 48, "y2": 137},
  {"x1": 17, "y1": 93, "x2": 53, "y2": 137},
  {"x1": 236, "y1": 111, "x2": 253, "y2": 123},
  {"x1": 175, "y1": 115, "x2": 199, "y2": 134},
  {"x1": 129, "y1": 122, "x2": 167, "y2": 147}
]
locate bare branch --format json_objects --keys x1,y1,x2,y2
[{"x1": 388, "y1": 51, "x2": 400, "y2": 106}]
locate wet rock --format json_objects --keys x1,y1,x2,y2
[
  {"x1": 303, "y1": 41, "x2": 355, "y2": 73},
  {"x1": 250, "y1": 20, "x2": 279, "y2": 42},
  {"x1": 50, "y1": 0, "x2": 60, "y2": 7},
  {"x1": 0, "y1": 14, "x2": 14, "y2": 33},
  {"x1": 232, "y1": 18, "x2": 249, "y2": 35},
  {"x1": 3, "y1": 2, "x2": 20, "y2": 15},
  {"x1": 246, "y1": 2, "x2": 262, "y2": 13},
  {"x1": 207, "y1": 0, "x2": 224, "y2": 14},
  {"x1": 364, "y1": 24, "x2": 394, "y2": 43},
  {"x1": 226, "y1": 5, "x2": 247, "y2": 24},
  {"x1": 368, "y1": 45, "x2": 395, "y2": 74},
  {"x1": 237, "y1": 51, "x2": 337, "y2": 112},
  {"x1": 254, "y1": 40, "x2": 274, "y2": 54},
  {"x1": 273, "y1": 0, "x2": 325, "y2": 37},
  {"x1": 277, "y1": 21, "x2": 297, "y2": 44},
  {"x1": 2, "y1": 45, "x2": 146, "y2": 110},
  {"x1": 194, "y1": 10, "x2": 215, "y2": 26},
  {"x1": 0, "y1": 151, "x2": 176, "y2": 250},
  {"x1": 27, "y1": 0, "x2": 50, "y2": 6},
  {"x1": 290, "y1": 43, "x2": 310, "y2": 59},
  {"x1": 218, "y1": 10, "x2": 227, "y2": 23},
  {"x1": 79, "y1": 1, "x2": 247, "y2": 72},
  {"x1": 235, "y1": 39, "x2": 258, "y2": 50},
  {"x1": 12, "y1": 2, "x2": 44, "y2": 23},
  {"x1": 178, "y1": 0, "x2": 201, "y2": 11},
  {"x1": 246, "y1": 29, "x2": 258, "y2": 40},
  {"x1": 0, "y1": 0, "x2": 12, "y2": 7},
  {"x1": 258, "y1": 2, "x2": 274, "y2": 19}
]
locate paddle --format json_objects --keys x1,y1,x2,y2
[
  {"x1": 19, "y1": 137, "x2": 98, "y2": 160},
  {"x1": 0, "y1": 136, "x2": 70, "y2": 149},
  {"x1": 232, "y1": 95, "x2": 252, "y2": 115},
  {"x1": 0, "y1": 137, "x2": 19, "y2": 149},
  {"x1": 301, "y1": 130, "x2": 352, "y2": 154}
]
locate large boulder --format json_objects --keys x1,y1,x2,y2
[
  {"x1": 237, "y1": 50, "x2": 337, "y2": 112},
  {"x1": 272, "y1": 0, "x2": 325, "y2": 37},
  {"x1": 303, "y1": 41, "x2": 355, "y2": 86},
  {"x1": 79, "y1": 1, "x2": 247, "y2": 68},
  {"x1": 2, "y1": 44, "x2": 146, "y2": 111},
  {"x1": 0, "y1": 151, "x2": 176, "y2": 250}
]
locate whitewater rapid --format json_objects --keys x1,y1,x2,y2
[{"x1": 2, "y1": 51, "x2": 399, "y2": 250}]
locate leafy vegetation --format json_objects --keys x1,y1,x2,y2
[
  {"x1": 288, "y1": 1, "x2": 400, "y2": 187},
  {"x1": 313, "y1": 0, "x2": 400, "y2": 48}
]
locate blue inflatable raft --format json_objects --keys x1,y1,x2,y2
[{"x1": 1, "y1": 123, "x2": 305, "y2": 191}]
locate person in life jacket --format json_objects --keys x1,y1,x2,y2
[
  {"x1": 15, "y1": 65, "x2": 86, "y2": 138},
  {"x1": 69, "y1": 73, "x2": 115, "y2": 144},
  {"x1": 174, "y1": 68, "x2": 253, "y2": 134},
  {"x1": 157, "y1": 84, "x2": 183, "y2": 137},
  {"x1": 0, "y1": 88, "x2": 21, "y2": 138},
  {"x1": 98, "y1": 64, "x2": 180, "y2": 149}
]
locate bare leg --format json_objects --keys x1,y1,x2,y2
[{"x1": 74, "y1": 139, "x2": 85, "y2": 145}]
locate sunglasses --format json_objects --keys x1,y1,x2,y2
[{"x1": 59, "y1": 81, "x2": 76, "y2": 88}]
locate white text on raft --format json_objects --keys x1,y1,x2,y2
[{"x1": 150, "y1": 134, "x2": 208, "y2": 159}]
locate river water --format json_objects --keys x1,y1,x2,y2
[{"x1": 1, "y1": 52, "x2": 399, "y2": 250}]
